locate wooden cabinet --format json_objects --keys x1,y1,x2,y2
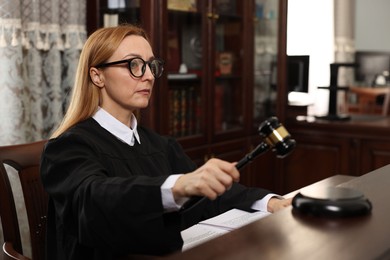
[
  {"x1": 284, "y1": 116, "x2": 390, "y2": 194},
  {"x1": 86, "y1": 0, "x2": 288, "y2": 190},
  {"x1": 161, "y1": 0, "x2": 249, "y2": 147},
  {"x1": 358, "y1": 139, "x2": 390, "y2": 174},
  {"x1": 281, "y1": 130, "x2": 351, "y2": 193}
]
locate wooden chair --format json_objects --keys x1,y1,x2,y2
[
  {"x1": 0, "y1": 140, "x2": 48, "y2": 260},
  {"x1": 347, "y1": 86, "x2": 390, "y2": 115}
]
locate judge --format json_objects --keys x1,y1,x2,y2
[{"x1": 40, "y1": 24, "x2": 292, "y2": 260}]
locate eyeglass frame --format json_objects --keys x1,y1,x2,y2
[{"x1": 94, "y1": 57, "x2": 165, "y2": 79}]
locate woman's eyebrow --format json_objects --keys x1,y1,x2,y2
[
  {"x1": 122, "y1": 53, "x2": 140, "y2": 59},
  {"x1": 122, "y1": 54, "x2": 155, "y2": 61}
]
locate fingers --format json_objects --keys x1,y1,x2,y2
[
  {"x1": 172, "y1": 158, "x2": 240, "y2": 200},
  {"x1": 190, "y1": 159, "x2": 236, "y2": 199},
  {"x1": 267, "y1": 197, "x2": 293, "y2": 213},
  {"x1": 202, "y1": 158, "x2": 240, "y2": 195},
  {"x1": 219, "y1": 160, "x2": 240, "y2": 182},
  {"x1": 197, "y1": 176, "x2": 226, "y2": 199}
]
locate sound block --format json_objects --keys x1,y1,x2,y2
[{"x1": 292, "y1": 187, "x2": 372, "y2": 217}]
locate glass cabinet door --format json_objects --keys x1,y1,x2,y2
[
  {"x1": 99, "y1": 0, "x2": 141, "y2": 27},
  {"x1": 166, "y1": 1, "x2": 203, "y2": 138},
  {"x1": 253, "y1": 0, "x2": 279, "y2": 126},
  {"x1": 212, "y1": 0, "x2": 245, "y2": 134}
]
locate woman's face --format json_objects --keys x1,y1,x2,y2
[{"x1": 96, "y1": 35, "x2": 155, "y2": 124}]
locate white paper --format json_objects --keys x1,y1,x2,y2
[
  {"x1": 181, "y1": 209, "x2": 271, "y2": 251},
  {"x1": 200, "y1": 208, "x2": 271, "y2": 231},
  {"x1": 181, "y1": 224, "x2": 228, "y2": 251}
]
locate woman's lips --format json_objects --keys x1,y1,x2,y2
[{"x1": 137, "y1": 89, "x2": 151, "y2": 95}]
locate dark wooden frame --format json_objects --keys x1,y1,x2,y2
[{"x1": 0, "y1": 140, "x2": 48, "y2": 260}]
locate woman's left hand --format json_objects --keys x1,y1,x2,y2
[{"x1": 267, "y1": 197, "x2": 293, "y2": 213}]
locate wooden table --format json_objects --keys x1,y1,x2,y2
[{"x1": 164, "y1": 165, "x2": 390, "y2": 260}]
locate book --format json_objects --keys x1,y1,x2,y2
[
  {"x1": 168, "y1": 89, "x2": 176, "y2": 136},
  {"x1": 169, "y1": 85, "x2": 201, "y2": 137},
  {"x1": 181, "y1": 209, "x2": 270, "y2": 251},
  {"x1": 186, "y1": 86, "x2": 195, "y2": 135},
  {"x1": 172, "y1": 89, "x2": 181, "y2": 136},
  {"x1": 168, "y1": 0, "x2": 197, "y2": 12},
  {"x1": 181, "y1": 88, "x2": 187, "y2": 135}
]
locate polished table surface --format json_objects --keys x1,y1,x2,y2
[{"x1": 164, "y1": 165, "x2": 390, "y2": 260}]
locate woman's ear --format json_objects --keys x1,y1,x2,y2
[{"x1": 90, "y1": 67, "x2": 105, "y2": 88}]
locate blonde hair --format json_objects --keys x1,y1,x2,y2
[{"x1": 51, "y1": 25, "x2": 149, "y2": 138}]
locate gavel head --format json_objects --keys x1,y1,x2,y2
[{"x1": 258, "y1": 117, "x2": 296, "y2": 158}]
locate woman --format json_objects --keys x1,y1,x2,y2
[{"x1": 40, "y1": 24, "x2": 291, "y2": 260}]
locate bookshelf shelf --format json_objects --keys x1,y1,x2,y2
[
  {"x1": 215, "y1": 75, "x2": 241, "y2": 80},
  {"x1": 167, "y1": 74, "x2": 199, "y2": 81}
]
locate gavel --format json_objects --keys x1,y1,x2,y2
[
  {"x1": 180, "y1": 117, "x2": 296, "y2": 211},
  {"x1": 236, "y1": 116, "x2": 296, "y2": 170}
]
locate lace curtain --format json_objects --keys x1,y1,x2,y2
[{"x1": 0, "y1": 0, "x2": 86, "y2": 145}]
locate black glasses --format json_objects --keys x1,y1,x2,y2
[{"x1": 95, "y1": 57, "x2": 164, "y2": 79}]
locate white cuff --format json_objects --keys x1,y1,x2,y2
[
  {"x1": 161, "y1": 174, "x2": 189, "y2": 211},
  {"x1": 251, "y1": 193, "x2": 284, "y2": 212}
]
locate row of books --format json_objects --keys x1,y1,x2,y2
[
  {"x1": 169, "y1": 86, "x2": 201, "y2": 137},
  {"x1": 169, "y1": 83, "x2": 236, "y2": 137},
  {"x1": 168, "y1": 0, "x2": 236, "y2": 14}
]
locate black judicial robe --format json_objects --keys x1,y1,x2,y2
[{"x1": 40, "y1": 118, "x2": 271, "y2": 260}]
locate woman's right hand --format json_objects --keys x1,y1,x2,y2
[{"x1": 172, "y1": 158, "x2": 240, "y2": 201}]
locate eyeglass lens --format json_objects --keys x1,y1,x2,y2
[{"x1": 129, "y1": 58, "x2": 164, "y2": 78}]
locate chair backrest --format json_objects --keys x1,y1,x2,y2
[
  {"x1": 0, "y1": 140, "x2": 48, "y2": 260},
  {"x1": 381, "y1": 87, "x2": 390, "y2": 116}
]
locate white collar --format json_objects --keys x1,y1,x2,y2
[{"x1": 92, "y1": 107, "x2": 141, "y2": 146}]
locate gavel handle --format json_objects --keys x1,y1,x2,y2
[{"x1": 236, "y1": 142, "x2": 269, "y2": 170}]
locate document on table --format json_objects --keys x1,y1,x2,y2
[{"x1": 181, "y1": 209, "x2": 271, "y2": 251}]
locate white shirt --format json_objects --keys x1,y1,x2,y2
[
  {"x1": 92, "y1": 107, "x2": 277, "y2": 212},
  {"x1": 93, "y1": 107, "x2": 140, "y2": 146}
]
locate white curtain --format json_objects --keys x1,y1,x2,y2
[{"x1": 0, "y1": 0, "x2": 86, "y2": 145}]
